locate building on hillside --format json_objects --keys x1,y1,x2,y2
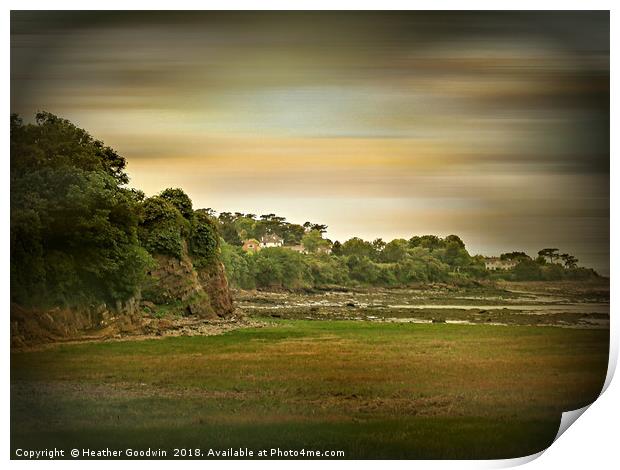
[
  {"x1": 242, "y1": 239, "x2": 261, "y2": 253},
  {"x1": 484, "y1": 257, "x2": 518, "y2": 271},
  {"x1": 316, "y1": 244, "x2": 332, "y2": 255},
  {"x1": 260, "y1": 233, "x2": 284, "y2": 248}
]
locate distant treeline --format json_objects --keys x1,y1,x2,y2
[
  {"x1": 219, "y1": 237, "x2": 599, "y2": 290},
  {"x1": 209, "y1": 210, "x2": 599, "y2": 289}
]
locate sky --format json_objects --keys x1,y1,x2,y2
[{"x1": 11, "y1": 11, "x2": 610, "y2": 274}]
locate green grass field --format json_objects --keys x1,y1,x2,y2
[{"x1": 11, "y1": 320, "x2": 608, "y2": 459}]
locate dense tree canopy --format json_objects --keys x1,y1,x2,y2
[
  {"x1": 138, "y1": 196, "x2": 188, "y2": 258},
  {"x1": 159, "y1": 187, "x2": 194, "y2": 220},
  {"x1": 219, "y1": 227, "x2": 597, "y2": 289},
  {"x1": 189, "y1": 210, "x2": 220, "y2": 267},
  {"x1": 11, "y1": 113, "x2": 152, "y2": 306}
]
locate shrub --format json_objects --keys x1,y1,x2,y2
[
  {"x1": 138, "y1": 196, "x2": 188, "y2": 259},
  {"x1": 189, "y1": 211, "x2": 220, "y2": 267}
]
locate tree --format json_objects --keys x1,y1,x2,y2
[
  {"x1": 218, "y1": 212, "x2": 234, "y2": 223},
  {"x1": 346, "y1": 255, "x2": 379, "y2": 284},
  {"x1": 252, "y1": 248, "x2": 311, "y2": 289},
  {"x1": 189, "y1": 211, "x2": 220, "y2": 267},
  {"x1": 560, "y1": 253, "x2": 579, "y2": 268},
  {"x1": 381, "y1": 239, "x2": 409, "y2": 263},
  {"x1": 538, "y1": 248, "x2": 560, "y2": 264},
  {"x1": 138, "y1": 196, "x2": 188, "y2": 258},
  {"x1": 219, "y1": 223, "x2": 242, "y2": 246},
  {"x1": 11, "y1": 112, "x2": 152, "y2": 306},
  {"x1": 372, "y1": 238, "x2": 386, "y2": 253},
  {"x1": 220, "y1": 241, "x2": 255, "y2": 289},
  {"x1": 302, "y1": 230, "x2": 329, "y2": 254},
  {"x1": 341, "y1": 237, "x2": 375, "y2": 258},
  {"x1": 201, "y1": 208, "x2": 217, "y2": 217},
  {"x1": 500, "y1": 251, "x2": 530, "y2": 261},
  {"x1": 11, "y1": 112, "x2": 130, "y2": 185},
  {"x1": 439, "y1": 241, "x2": 471, "y2": 270},
  {"x1": 513, "y1": 259, "x2": 543, "y2": 281},
  {"x1": 394, "y1": 248, "x2": 450, "y2": 283},
  {"x1": 409, "y1": 235, "x2": 444, "y2": 251},
  {"x1": 311, "y1": 223, "x2": 328, "y2": 234},
  {"x1": 282, "y1": 223, "x2": 305, "y2": 245},
  {"x1": 444, "y1": 235, "x2": 465, "y2": 249},
  {"x1": 159, "y1": 188, "x2": 194, "y2": 220}
]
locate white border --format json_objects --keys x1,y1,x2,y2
[{"x1": 3, "y1": 2, "x2": 616, "y2": 468}]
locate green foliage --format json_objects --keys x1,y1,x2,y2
[
  {"x1": 346, "y1": 255, "x2": 380, "y2": 284},
  {"x1": 301, "y1": 229, "x2": 330, "y2": 254},
  {"x1": 11, "y1": 113, "x2": 152, "y2": 307},
  {"x1": 138, "y1": 196, "x2": 188, "y2": 258},
  {"x1": 11, "y1": 112, "x2": 129, "y2": 185},
  {"x1": 222, "y1": 245, "x2": 314, "y2": 290},
  {"x1": 513, "y1": 260, "x2": 543, "y2": 281},
  {"x1": 220, "y1": 242, "x2": 256, "y2": 289},
  {"x1": 381, "y1": 239, "x2": 409, "y2": 263},
  {"x1": 394, "y1": 248, "x2": 451, "y2": 283},
  {"x1": 189, "y1": 211, "x2": 220, "y2": 267},
  {"x1": 438, "y1": 241, "x2": 472, "y2": 269},
  {"x1": 541, "y1": 263, "x2": 564, "y2": 281},
  {"x1": 409, "y1": 235, "x2": 444, "y2": 251},
  {"x1": 340, "y1": 237, "x2": 375, "y2": 258},
  {"x1": 220, "y1": 222, "x2": 243, "y2": 246},
  {"x1": 282, "y1": 224, "x2": 306, "y2": 245},
  {"x1": 500, "y1": 251, "x2": 531, "y2": 261},
  {"x1": 253, "y1": 248, "x2": 312, "y2": 289},
  {"x1": 560, "y1": 253, "x2": 578, "y2": 268},
  {"x1": 444, "y1": 234, "x2": 465, "y2": 249},
  {"x1": 159, "y1": 188, "x2": 194, "y2": 220},
  {"x1": 218, "y1": 225, "x2": 598, "y2": 289},
  {"x1": 214, "y1": 212, "x2": 323, "y2": 248},
  {"x1": 538, "y1": 248, "x2": 560, "y2": 264},
  {"x1": 304, "y1": 254, "x2": 350, "y2": 286}
]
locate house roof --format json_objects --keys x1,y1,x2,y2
[
  {"x1": 261, "y1": 233, "x2": 283, "y2": 243},
  {"x1": 243, "y1": 239, "x2": 260, "y2": 245}
]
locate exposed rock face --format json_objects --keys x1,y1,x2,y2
[
  {"x1": 143, "y1": 250, "x2": 234, "y2": 319},
  {"x1": 11, "y1": 249, "x2": 235, "y2": 348},
  {"x1": 10, "y1": 298, "x2": 141, "y2": 349},
  {"x1": 197, "y1": 261, "x2": 234, "y2": 316},
  {"x1": 145, "y1": 254, "x2": 205, "y2": 307},
  {"x1": 11, "y1": 228, "x2": 235, "y2": 347}
]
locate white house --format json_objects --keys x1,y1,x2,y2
[
  {"x1": 484, "y1": 257, "x2": 518, "y2": 271},
  {"x1": 260, "y1": 233, "x2": 284, "y2": 248}
]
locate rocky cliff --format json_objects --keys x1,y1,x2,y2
[
  {"x1": 142, "y1": 249, "x2": 233, "y2": 319},
  {"x1": 11, "y1": 249, "x2": 235, "y2": 348},
  {"x1": 10, "y1": 298, "x2": 142, "y2": 348}
]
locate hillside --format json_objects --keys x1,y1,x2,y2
[{"x1": 10, "y1": 113, "x2": 233, "y2": 347}]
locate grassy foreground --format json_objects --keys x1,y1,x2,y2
[{"x1": 11, "y1": 320, "x2": 608, "y2": 459}]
